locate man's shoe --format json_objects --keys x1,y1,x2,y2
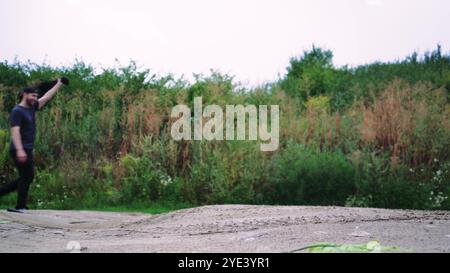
[
  {"x1": 6, "y1": 208, "x2": 25, "y2": 213},
  {"x1": 7, "y1": 206, "x2": 29, "y2": 213}
]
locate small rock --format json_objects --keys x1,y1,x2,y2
[
  {"x1": 350, "y1": 226, "x2": 371, "y2": 237},
  {"x1": 350, "y1": 230, "x2": 371, "y2": 237}
]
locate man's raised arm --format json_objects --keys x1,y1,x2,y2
[{"x1": 38, "y1": 78, "x2": 64, "y2": 109}]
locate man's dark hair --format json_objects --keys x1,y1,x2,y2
[{"x1": 18, "y1": 87, "x2": 39, "y2": 100}]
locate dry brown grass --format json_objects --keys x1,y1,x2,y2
[
  {"x1": 360, "y1": 80, "x2": 448, "y2": 166},
  {"x1": 120, "y1": 90, "x2": 163, "y2": 155}
]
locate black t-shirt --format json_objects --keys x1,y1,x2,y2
[{"x1": 9, "y1": 104, "x2": 39, "y2": 151}]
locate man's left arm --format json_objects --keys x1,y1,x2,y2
[{"x1": 38, "y1": 78, "x2": 64, "y2": 109}]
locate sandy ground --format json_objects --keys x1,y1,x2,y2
[{"x1": 0, "y1": 205, "x2": 449, "y2": 253}]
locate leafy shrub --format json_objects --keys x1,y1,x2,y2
[{"x1": 267, "y1": 141, "x2": 356, "y2": 205}]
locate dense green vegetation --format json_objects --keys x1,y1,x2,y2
[{"x1": 1, "y1": 45, "x2": 449, "y2": 210}]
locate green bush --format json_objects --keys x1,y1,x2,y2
[
  {"x1": 118, "y1": 154, "x2": 180, "y2": 202},
  {"x1": 267, "y1": 141, "x2": 356, "y2": 205}
]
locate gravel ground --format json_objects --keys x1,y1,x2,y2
[{"x1": 1, "y1": 205, "x2": 449, "y2": 253}]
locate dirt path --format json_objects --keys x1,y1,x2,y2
[{"x1": 1, "y1": 205, "x2": 449, "y2": 253}]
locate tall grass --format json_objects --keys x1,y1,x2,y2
[{"x1": 0, "y1": 46, "x2": 449, "y2": 210}]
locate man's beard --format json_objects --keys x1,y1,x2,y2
[{"x1": 25, "y1": 99, "x2": 37, "y2": 107}]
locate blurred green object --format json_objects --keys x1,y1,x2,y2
[{"x1": 292, "y1": 241, "x2": 409, "y2": 253}]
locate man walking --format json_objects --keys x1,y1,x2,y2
[{"x1": 0, "y1": 78, "x2": 68, "y2": 213}]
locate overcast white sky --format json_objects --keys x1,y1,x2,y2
[{"x1": 1, "y1": 0, "x2": 449, "y2": 86}]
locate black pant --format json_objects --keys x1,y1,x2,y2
[{"x1": 0, "y1": 149, "x2": 34, "y2": 209}]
